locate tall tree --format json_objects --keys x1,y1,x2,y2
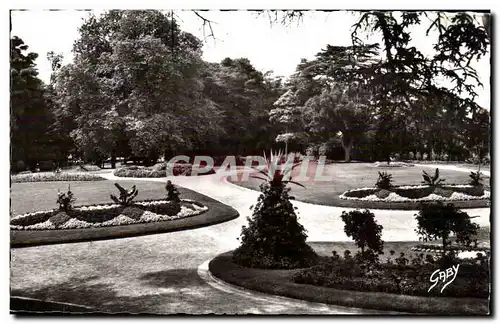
[
  {"x1": 10, "y1": 36, "x2": 59, "y2": 171},
  {"x1": 53, "y1": 10, "x2": 223, "y2": 166}
]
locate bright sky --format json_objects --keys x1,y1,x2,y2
[{"x1": 10, "y1": 9, "x2": 491, "y2": 110}]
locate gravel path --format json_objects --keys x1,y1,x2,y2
[{"x1": 10, "y1": 170, "x2": 490, "y2": 314}]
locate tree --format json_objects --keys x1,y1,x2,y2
[
  {"x1": 415, "y1": 202, "x2": 480, "y2": 257},
  {"x1": 10, "y1": 36, "x2": 60, "y2": 171},
  {"x1": 340, "y1": 209, "x2": 384, "y2": 261},
  {"x1": 303, "y1": 84, "x2": 373, "y2": 162},
  {"x1": 202, "y1": 58, "x2": 282, "y2": 155},
  {"x1": 53, "y1": 10, "x2": 223, "y2": 166},
  {"x1": 233, "y1": 151, "x2": 317, "y2": 269}
]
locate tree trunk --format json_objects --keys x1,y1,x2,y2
[
  {"x1": 111, "y1": 152, "x2": 116, "y2": 169},
  {"x1": 342, "y1": 134, "x2": 352, "y2": 162},
  {"x1": 344, "y1": 144, "x2": 352, "y2": 162}
]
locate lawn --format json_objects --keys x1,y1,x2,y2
[
  {"x1": 10, "y1": 179, "x2": 239, "y2": 247},
  {"x1": 227, "y1": 162, "x2": 490, "y2": 208}
]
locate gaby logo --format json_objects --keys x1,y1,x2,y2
[{"x1": 428, "y1": 264, "x2": 460, "y2": 293}]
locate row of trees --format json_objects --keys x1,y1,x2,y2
[
  {"x1": 11, "y1": 10, "x2": 286, "y2": 170},
  {"x1": 10, "y1": 10, "x2": 490, "y2": 171},
  {"x1": 269, "y1": 12, "x2": 490, "y2": 162}
]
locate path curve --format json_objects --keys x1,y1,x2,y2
[{"x1": 10, "y1": 168, "x2": 490, "y2": 314}]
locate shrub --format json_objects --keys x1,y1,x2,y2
[
  {"x1": 233, "y1": 150, "x2": 318, "y2": 269},
  {"x1": 151, "y1": 162, "x2": 166, "y2": 171},
  {"x1": 113, "y1": 167, "x2": 165, "y2": 178},
  {"x1": 165, "y1": 180, "x2": 180, "y2": 202},
  {"x1": 293, "y1": 253, "x2": 489, "y2": 298},
  {"x1": 375, "y1": 172, "x2": 393, "y2": 190},
  {"x1": 421, "y1": 168, "x2": 445, "y2": 186},
  {"x1": 11, "y1": 172, "x2": 106, "y2": 183},
  {"x1": 469, "y1": 171, "x2": 484, "y2": 186},
  {"x1": 110, "y1": 183, "x2": 138, "y2": 206},
  {"x1": 340, "y1": 209, "x2": 384, "y2": 262},
  {"x1": 415, "y1": 202, "x2": 480, "y2": 257},
  {"x1": 139, "y1": 201, "x2": 181, "y2": 216},
  {"x1": 15, "y1": 160, "x2": 26, "y2": 172},
  {"x1": 57, "y1": 185, "x2": 76, "y2": 212}
]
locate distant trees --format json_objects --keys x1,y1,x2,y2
[{"x1": 10, "y1": 10, "x2": 490, "y2": 170}]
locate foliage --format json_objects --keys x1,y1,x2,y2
[
  {"x1": 422, "y1": 168, "x2": 445, "y2": 186},
  {"x1": 10, "y1": 36, "x2": 67, "y2": 170},
  {"x1": 249, "y1": 150, "x2": 304, "y2": 188},
  {"x1": 114, "y1": 167, "x2": 166, "y2": 178},
  {"x1": 165, "y1": 180, "x2": 181, "y2": 202},
  {"x1": 293, "y1": 252, "x2": 489, "y2": 298},
  {"x1": 340, "y1": 209, "x2": 384, "y2": 261},
  {"x1": 11, "y1": 172, "x2": 106, "y2": 183},
  {"x1": 233, "y1": 151, "x2": 317, "y2": 269},
  {"x1": 57, "y1": 185, "x2": 76, "y2": 212},
  {"x1": 110, "y1": 183, "x2": 138, "y2": 206},
  {"x1": 415, "y1": 202, "x2": 480, "y2": 256},
  {"x1": 375, "y1": 171, "x2": 393, "y2": 190},
  {"x1": 469, "y1": 171, "x2": 484, "y2": 186}
]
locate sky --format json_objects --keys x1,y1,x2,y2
[{"x1": 10, "y1": 9, "x2": 491, "y2": 110}]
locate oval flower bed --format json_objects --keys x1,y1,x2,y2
[
  {"x1": 10, "y1": 199, "x2": 208, "y2": 230},
  {"x1": 340, "y1": 184, "x2": 490, "y2": 203}
]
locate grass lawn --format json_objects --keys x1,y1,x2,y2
[
  {"x1": 10, "y1": 180, "x2": 174, "y2": 217},
  {"x1": 228, "y1": 162, "x2": 491, "y2": 209},
  {"x1": 10, "y1": 180, "x2": 239, "y2": 247}
]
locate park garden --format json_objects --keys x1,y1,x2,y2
[{"x1": 10, "y1": 10, "x2": 491, "y2": 315}]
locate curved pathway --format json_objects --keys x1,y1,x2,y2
[{"x1": 10, "y1": 169, "x2": 490, "y2": 314}]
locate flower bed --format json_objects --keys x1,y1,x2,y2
[
  {"x1": 340, "y1": 184, "x2": 490, "y2": 203},
  {"x1": 113, "y1": 163, "x2": 215, "y2": 178},
  {"x1": 11, "y1": 172, "x2": 106, "y2": 183},
  {"x1": 373, "y1": 161, "x2": 414, "y2": 168},
  {"x1": 10, "y1": 199, "x2": 208, "y2": 230},
  {"x1": 293, "y1": 254, "x2": 489, "y2": 299}
]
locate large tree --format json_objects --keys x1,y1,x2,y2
[
  {"x1": 53, "y1": 10, "x2": 223, "y2": 166},
  {"x1": 10, "y1": 36, "x2": 61, "y2": 171}
]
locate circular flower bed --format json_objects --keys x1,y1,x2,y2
[
  {"x1": 10, "y1": 199, "x2": 208, "y2": 230},
  {"x1": 372, "y1": 161, "x2": 414, "y2": 168},
  {"x1": 340, "y1": 184, "x2": 490, "y2": 203}
]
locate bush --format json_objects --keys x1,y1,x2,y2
[
  {"x1": 11, "y1": 172, "x2": 106, "y2": 183},
  {"x1": 422, "y1": 168, "x2": 445, "y2": 186},
  {"x1": 57, "y1": 185, "x2": 76, "y2": 212},
  {"x1": 113, "y1": 167, "x2": 166, "y2": 178},
  {"x1": 233, "y1": 150, "x2": 318, "y2": 269},
  {"x1": 165, "y1": 180, "x2": 181, "y2": 202},
  {"x1": 340, "y1": 209, "x2": 384, "y2": 262},
  {"x1": 113, "y1": 163, "x2": 215, "y2": 178},
  {"x1": 110, "y1": 183, "x2": 138, "y2": 206},
  {"x1": 415, "y1": 202, "x2": 480, "y2": 257},
  {"x1": 375, "y1": 171, "x2": 393, "y2": 190},
  {"x1": 293, "y1": 253, "x2": 489, "y2": 298},
  {"x1": 469, "y1": 171, "x2": 484, "y2": 186},
  {"x1": 394, "y1": 186, "x2": 434, "y2": 199},
  {"x1": 15, "y1": 160, "x2": 26, "y2": 172},
  {"x1": 139, "y1": 201, "x2": 181, "y2": 216}
]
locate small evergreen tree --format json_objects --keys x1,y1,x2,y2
[{"x1": 233, "y1": 151, "x2": 318, "y2": 269}]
